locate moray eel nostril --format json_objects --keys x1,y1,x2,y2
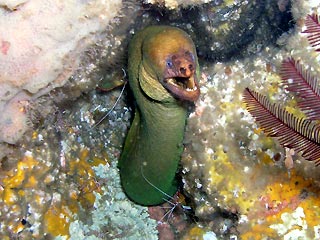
[{"x1": 118, "y1": 26, "x2": 200, "y2": 205}]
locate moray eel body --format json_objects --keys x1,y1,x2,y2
[{"x1": 118, "y1": 26, "x2": 200, "y2": 205}]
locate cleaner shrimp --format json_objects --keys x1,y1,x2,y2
[{"x1": 140, "y1": 166, "x2": 193, "y2": 224}]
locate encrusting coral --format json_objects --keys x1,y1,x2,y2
[
  {"x1": 0, "y1": 85, "x2": 158, "y2": 239},
  {"x1": 239, "y1": 13, "x2": 320, "y2": 237},
  {"x1": 180, "y1": 1, "x2": 320, "y2": 238}
]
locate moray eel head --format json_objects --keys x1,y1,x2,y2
[{"x1": 142, "y1": 27, "x2": 200, "y2": 102}]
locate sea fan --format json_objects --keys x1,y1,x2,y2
[
  {"x1": 280, "y1": 58, "x2": 320, "y2": 120},
  {"x1": 243, "y1": 88, "x2": 320, "y2": 165},
  {"x1": 303, "y1": 13, "x2": 320, "y2": 51}
]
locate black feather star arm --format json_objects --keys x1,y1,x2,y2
[
  {"x1": 243, "y1": 88, "x2": 320, "y2": 165},
  {"x1": 280, "y1": 57, "x2": 320, "y2": 120},
  {"x1": 303, "y1": 13, "x2": 320, "y2": 51}
]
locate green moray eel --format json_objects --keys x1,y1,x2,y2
[{"x1": 118, "y1": 26, "x2": 200, "y2": 205}]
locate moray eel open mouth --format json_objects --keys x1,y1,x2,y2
[
  {"x1": 162, "y1": 50, "x2": 200, "y2": 102},
  {"x1": 164, "y1": 75, "x2": 199, "y2": 102}
]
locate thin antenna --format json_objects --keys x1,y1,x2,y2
[
  {"x1": 140, "y1": 165, "x2": 192, "y2": 223},
  {"x1": 140, "y1": 166, "x2": 173, "y2": 201},
  {"x1": 141, "y1": 166, "x2": 179, "y2": 223},
  {"x1": 92, "y1": 80, "x2": 127, "y2": 129}
]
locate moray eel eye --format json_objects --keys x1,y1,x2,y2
[
  {"x1": 163, "y1": 50, "x2": 200, "y2": 102},
  {"x1": 166, "y1": 60, "x2": 173, "y2": 68}
]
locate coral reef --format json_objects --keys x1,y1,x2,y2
[
  {"x1": 1, "y1": 0, "x2": 319, "y2": 239},
  {"x1": 0, "y1": 84, "x2": 159, "y2": 238},
  {"x1": 181, "y1": 0, "x2": 320, "y2": 238},
  {"x1": 67, "y1": 164, "x2": 158, "y2": 240},
  {"x1": 0, "y1": 0, "x2": 293, "y2": 146},
  {"x1": 183, "y1": 0, "x2": 293, "y2": 61},
  {"x1": 139, "y1": 0, "x2": 293, "y2": 62},
  {"x1": 243, "y1": 13, "x2": 320, "y2": 166}
]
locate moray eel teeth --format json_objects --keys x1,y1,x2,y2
[{"x1": 162, "y1": 50, "x2": 200, "y2": 101}]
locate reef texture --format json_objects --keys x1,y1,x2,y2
[
  {"x1": 181, "y1": 0, "x2": 320, "y2": 238},
  {"x1": 0, "y1": 0, "x2": 122, "y2": 144},
  {"x1": 138, "y1": 0, "x2": 293, "y2": 64},
  {"x1": 1, "y1": 0, "x2": 320, "y2": 239},
  {"x1": 0, "y1": 84, "x2": 160, "y2": 238},
  {"x1": 143, "y1": 0, "x2": 209, "y2": 9}
]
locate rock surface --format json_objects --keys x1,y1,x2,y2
[{"x1": 0, "y1": 0, "x2": 122, "y2": 144}]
